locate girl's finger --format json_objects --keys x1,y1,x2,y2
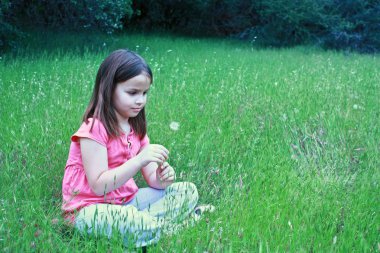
[
  {"x1": 162, "y1": 174, "x2": 175, "y2": 182},
  {"x1": 160, "y1": 150, "x2": 169, "y2": 160},
  {"x1": 153, "y1": 153, "x2": 165, "y2": 162},
  {"x1": 160, "y1": 170, "x2": 175, "y2": 181},
  {"x1": 157, "y1": 146, "x2": 169, "y2": 157},
  {"x1": 160, "y1": 167, "x2": 172, "y2": 177},
  {"x1": 152, "y1": 147, "x2": 168, "y2": 160},
  {"x1": 160, "y1": 171, "x2": 169, "y2": 181},
  {"x1": 154, "y1": 144, "x2": 169, "y2": 154}
]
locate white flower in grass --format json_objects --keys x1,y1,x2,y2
[
  {"x1": 169, "y1": 121, "x2": 180, "y2": 131},
  {"x1": 280, "y1": 113, "x2": 288, "y2": 122},
  {"x1": 353, "y1": 104, "x2": 365, "y2": 110},
  {"x1": 288, "y1": 220, "x2": 293, "y2": 230}
]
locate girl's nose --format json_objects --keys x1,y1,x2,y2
[{"x1": 136, "y1": 95, "x2": 145, "y2": 104}]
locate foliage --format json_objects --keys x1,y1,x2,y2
[
  {"x1": 319, "y1": 0, "x2": 380, "y2": 53},
  {"x1": 252, "y1": 0, "x2": 330, "y2": 46},
  {"x1": 131, "y1": 0, "x2": 380, "y2": 53},
  {"x1": 1, "y1": 0, "x2": 380, "y2": 53},
  {"x1": 0, "y1": 0, "x2": 134, "y2": 53},
  {"x1": 0, "y1": 0, "x2": 23, "y2": 52},
  {"x1": 131, "y1": 0, "x2": 260, "y2": 36},
  {"x1": 10, "y1": 0, "x2": 133, "y2": 33}
]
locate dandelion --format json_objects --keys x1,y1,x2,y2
[
  {"x1": 169, "y1": 121, "x2": 180, "y2": 131},
  {"x1": 34, "y1": 229, "x2": 42, "y2": 238},
  {"x1": 51, "y1": 218, "x2": 59, "y2": 225},
  {"x1": 288, "y1": 220, "x2": 293, "y2": 230},
  {"x1": 353, "y1": 104, "x2": 359, "y2": 110},
  {"x1": 239, "y1": 175, "x2": 243, "y2": 188},
  {"x1": 237, "y1": 228, "x2": 244, "y2": 238},
  {"x1": 210, "y1": 167, "x2": 220, "y2": 175}
]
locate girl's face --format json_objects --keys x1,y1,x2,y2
[{"x1": 113, "y1": 73, "x2": 151, "y2": 122}]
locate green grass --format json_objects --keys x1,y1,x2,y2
[{"x1": 0, "y1": 31, "x2": 379, "y2": 252}]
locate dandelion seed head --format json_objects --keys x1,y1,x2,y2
[
  {"x1": 169, "y1": 121, "x2": 180, "y2": 131},
  {"x1": 51, "y1": 218, "x2": 59, "y2": 225},
  {"x1": 288, "y1": 220, "x2": 293, "y2": 230},
  {"x1": 34, "y1": 229, "x2": 42, "y2": 238},
  {"x1": 281, "y1": 113, "x2": 288, "y2": 122}
]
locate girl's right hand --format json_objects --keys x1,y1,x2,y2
[{"x1": 136, "y1": 144, "x2": 169, "y2": 168}]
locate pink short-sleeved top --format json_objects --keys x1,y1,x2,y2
[{"x1": 61, "y1": 118, "x2": 149, "y2": 222}]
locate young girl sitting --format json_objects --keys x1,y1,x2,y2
[{"x1": 62, "y1": 49, "x2": 199, "y2": 247}]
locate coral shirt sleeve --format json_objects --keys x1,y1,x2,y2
[{"x1": 71, "y1": 118, "x2": 109, "y2": 146}]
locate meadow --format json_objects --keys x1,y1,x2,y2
[{"x1": 0, "y1": 32, "x2": 379, "y2": 252}]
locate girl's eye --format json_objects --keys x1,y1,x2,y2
[
  {"x1": 127, "y1": 91, "x2": 137, "y2": 95},
  {"x1": 143, "y1": 91, "x2": 149, "y2": 95}
]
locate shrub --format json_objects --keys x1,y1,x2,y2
[
  {"x1": 319, "y1": 0, "x2": 380, "y2": 53},
  {"x1": 0, "y1": 0, "x2": 23, "y2": 52},
  {"x1": 252, "y1": 0, "x2": 330, "y2": 46},
  {"x1": 9, "y1": 0, "x2": 133, "y2": 33},
  {"x1": 131, "y1": 0, "x2": 260, "y2": 36}
]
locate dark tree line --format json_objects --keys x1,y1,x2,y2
[{"x1": 1, "y1": 0, "x2": 379, "y2": 53}]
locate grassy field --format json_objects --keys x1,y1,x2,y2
[{"x1": 0, "y1": 31, "x2": 379, "y2": 252}]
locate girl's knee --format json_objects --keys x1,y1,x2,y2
[
  {"x1": 171, "y1": 181, "x2": 199, "y2": 205},
  {"x1": 185, "y1": 182, "x2": 198, "y2": 199}
]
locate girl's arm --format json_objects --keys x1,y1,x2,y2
[{"x1": 80, "y1": 138, "x2": 168, "y2": 196}]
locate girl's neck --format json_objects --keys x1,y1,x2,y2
[
  {"x1": 114, "y1": 110, "x2": 128, "y2": 127},
  {"x1": 119, "y1": 121, "x2": 130, "y2": 133},
  {"x1": 116, "y1": 115, "x2": 130, "y2": 134}
]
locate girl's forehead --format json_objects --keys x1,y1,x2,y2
[{"x1": 118, "y1": 74, "x2": 151, "y2": 89}]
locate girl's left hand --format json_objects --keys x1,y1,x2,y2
[{"x1": 156, "y1": 162, "x2": 175, "y2": 187}]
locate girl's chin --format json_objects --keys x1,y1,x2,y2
[{"x1": 127, "y1": 112, "x2": 140, "y2": 118}]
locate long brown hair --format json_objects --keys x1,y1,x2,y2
[{"x1": 83, "y1": 49, "x2": 153, "y2": 139}]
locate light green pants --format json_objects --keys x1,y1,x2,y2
[{"x1": 75, "y1": 182, "x2": 199, "y2": 247}]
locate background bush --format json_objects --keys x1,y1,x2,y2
[
  {"x1": 0, "y1": 0, "x2": 133, "y2": 52},
  {"x1": 0, "y1": 0, "x2": 23, "y2": 52},
  {"x1": 319, "y1": 0, "x2": 380, "y2": 53},
  {"x1": 1, "y1": 0, "x2": 379, "y2": 53},
  {"x1": 131, "y1": 0, "x2": 379, "y2": 53}
]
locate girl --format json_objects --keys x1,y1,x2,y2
[{"x1": 62, "y1": 49, "x2": 199, "y2": 247}]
